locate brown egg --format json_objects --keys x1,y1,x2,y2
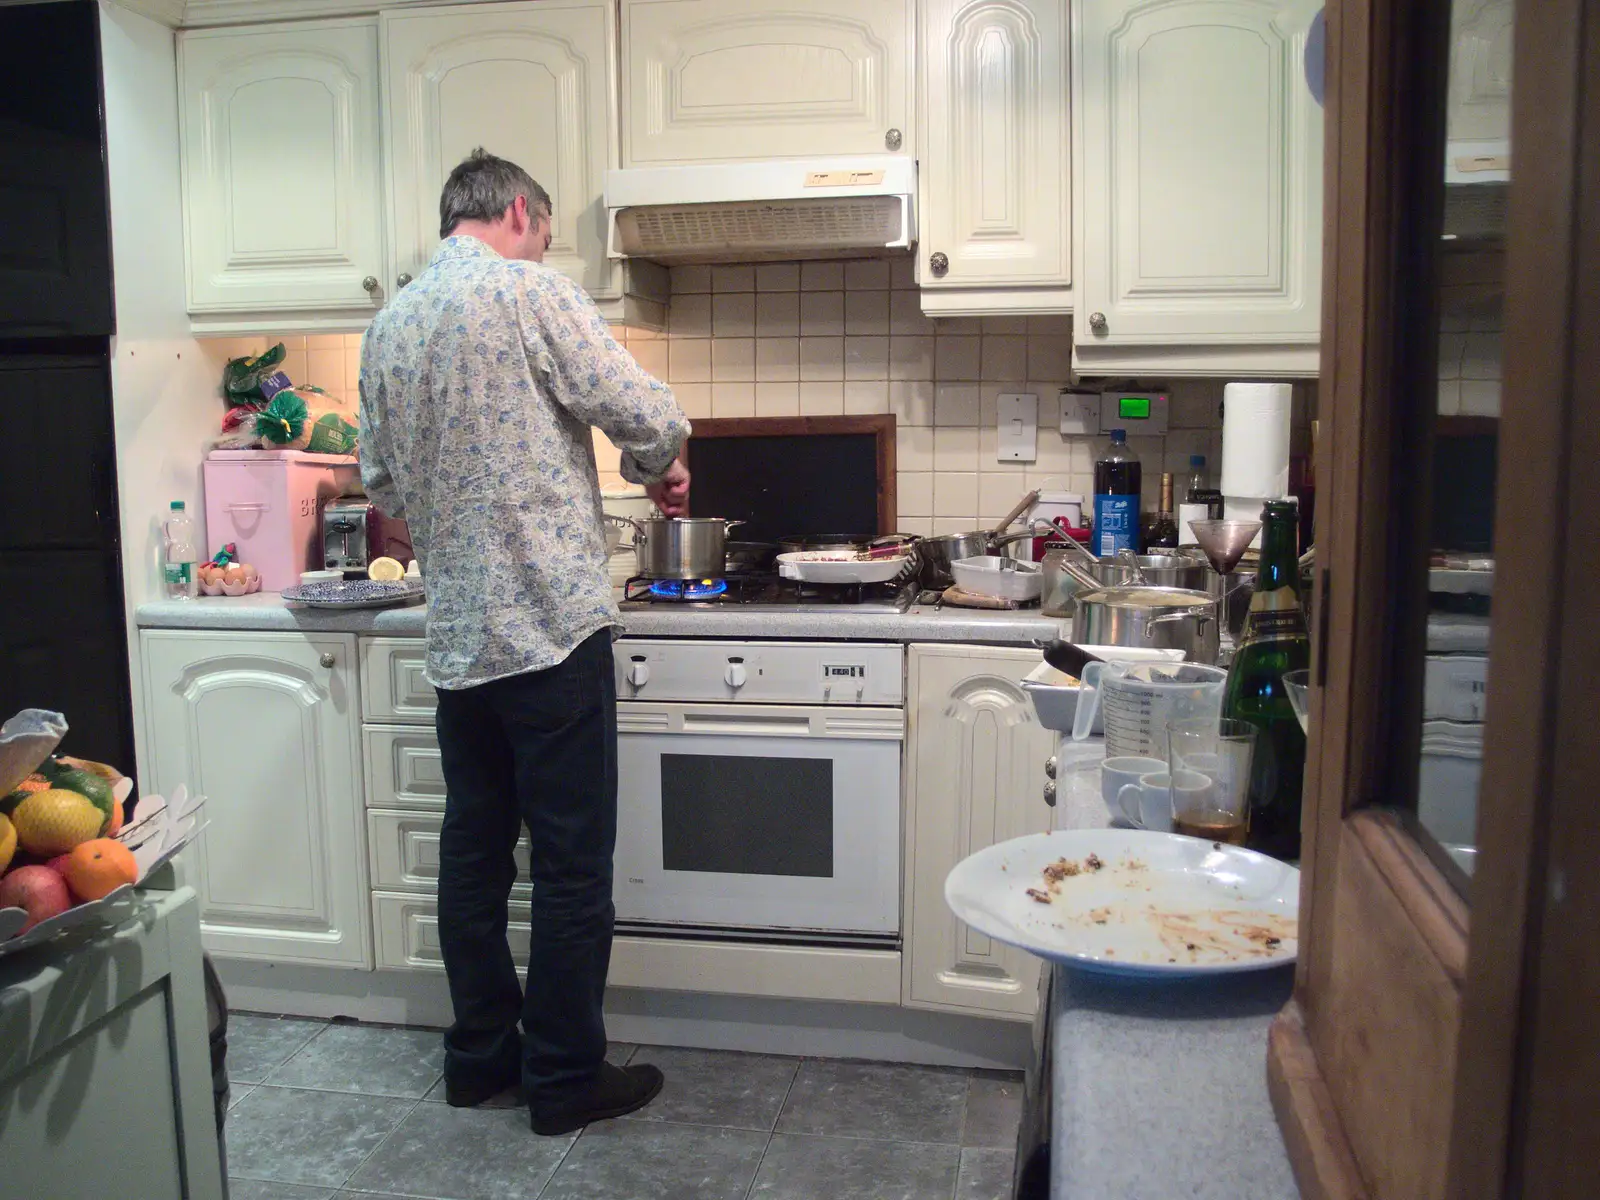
[{"x1": 223, "y1": 564, "x2": 245, "y2": 584}]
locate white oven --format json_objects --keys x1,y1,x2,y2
[{"x1": 613, "y1": 639, "x2": 904, "y2": 942}]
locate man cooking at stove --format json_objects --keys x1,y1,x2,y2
[{"x1": 358, "y1": 148, "x2": 690, "y2": 1136}]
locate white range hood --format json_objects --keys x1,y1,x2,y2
[{"x1": 604, "y1": 156, "x2": 916, "y2": 264}]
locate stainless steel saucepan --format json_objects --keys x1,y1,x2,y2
[{"x1": 616, "y1": 516, "x2": 744, "y2": 580}]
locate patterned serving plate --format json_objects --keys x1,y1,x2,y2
[{"x1": 280, "y1": 580, "x2": 426, "y2": 609}]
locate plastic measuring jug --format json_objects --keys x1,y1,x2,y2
[{"x1": 1069, "y1": 660, "x2": 1229, "y2": 759}]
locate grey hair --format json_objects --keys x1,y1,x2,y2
[{"x1": 438, "y1": 147, "x2": 552, "y2": 238}]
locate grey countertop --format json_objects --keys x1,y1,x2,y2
[
  {"x1": 134, "y1": 593, "x2": 1066, "y2": 645},
  {"x1": 1051, "y1": 962, "x2": 1298, "y2": 1199}
]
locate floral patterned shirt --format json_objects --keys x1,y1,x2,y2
[{"x1": 359, "y1": 236, "x2": 688, "y2": 690}]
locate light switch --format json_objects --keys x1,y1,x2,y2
[
  {"x1": 996, "y1": 393, "x2": 1038, "y2": 462},
  {"x1": 1059, "y1": 388, "x2": 1100, "y2": 436}
]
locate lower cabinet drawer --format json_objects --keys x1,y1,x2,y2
[
  {"x1": 373, "y1": 890, "x2": 519, "y2": 971},
  {"x1": 368, "y1": 809, "x2": 532, "y2": 899},
  {"x1": 364, "y1": 725, "x2": 446, "y2": 810}
]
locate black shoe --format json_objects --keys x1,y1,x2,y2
[
  {"x1": 529, "y1": 1062, "x2": 665, "y2": 1136},
  {"x1": 444, "y1": 1070, "x2": 522, "y2": 1108}
]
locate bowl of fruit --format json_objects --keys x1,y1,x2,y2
[{"x1": 0, "y1": 709, "x2": 206, "y2": 958}]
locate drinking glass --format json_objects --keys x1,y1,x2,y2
[
  {"x1": 1166, "y1": 717, "x2": 1259, "y2": 845},
  {"x1": 1282, "y1": 668, "x2": 1312, "y2": 734}
]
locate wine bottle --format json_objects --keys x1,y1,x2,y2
[
  {"x1": 1147, "y1": 473, "x2": 1179, "y2": 549},
  {"x1": 1221, "y1": 500, "x2": 1310, "y2": 861}
]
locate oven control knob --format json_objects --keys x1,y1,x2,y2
[
  {"x1": 1045, "y1": 756, "x2": 1057, "y2": 779},
  {"x1": 724, "y1": 662, "x2": 747, "y2": 688},
  {"x1": 627, "y1": 658, "x2": 650, "y2": 688},
  {"x1": 1043, "y1": 780, "x2": 1057, "y2": 807}
]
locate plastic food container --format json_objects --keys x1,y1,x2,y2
[
  {"x1": 949, "y1": 555, "x2": 1043, "y2": 602},
  {"x1": 1020, "y1": 648, "x2": 1187, "y2": 734},
  {"x1": 204, "y1": 450, "x2": 359, "y2": 591}
]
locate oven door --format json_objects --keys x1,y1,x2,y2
[{"x1": 615, "y1": 701, "x2": 903, "y2": 938}]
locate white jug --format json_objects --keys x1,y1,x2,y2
[{"x1": 1070, "y1": 660, "x2": 1229, "y2": 760}]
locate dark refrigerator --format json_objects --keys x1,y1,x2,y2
[{"x1": 0, "y1": 0, "x2": 136, "y2": 770}]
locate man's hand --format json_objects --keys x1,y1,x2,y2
[{"x1": 645, "y1": 459, "x2": 691, "y2": 517}]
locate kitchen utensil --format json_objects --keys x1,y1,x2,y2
[
  {"x1": 1099, "y1": 756, "x2": 1171, "y2": 812},
  {"x1": 950, "y1": 555, "x2": 1043, "y2": 602},
  {"x1": 1073, "y1": 585, "x2": 1221, "y2": 664},
  {"x1": 943, "y1": 828, "x2": 1300, "y2": 977},
  {"x1": 280, "y1": 579, "x2": 426, "y2": 609},
  {"x1": 919, "y1": 525, "x2": 1045, "y2": 588},
  {"x1": 1282, "y1": 668, "x2": 1312, "y2": 733},
  {"x1": 1021, "y1": 648, "x2": 1187, "y2": 734},
  {"x1": 1041, "y1": 639, "x2": 1105, "y2": 679},
  {"x1": 776, "y1": 533, "x2": 874, "y2": 555},
  {"x1": 939, "y1": 585, "x2": 1020, "y2": 610},
  {"x1": 622, "y1": 516, "x2": 745, "y2": 580},
  {"x1": 1190, "y1": 519, "x2": 1264, "y2": 575},
  {"x1": 775, "y1": 551, "x2": 913, "y2": 584},
  {"x1": 1117, "y1": 770, "x2": 1208, "y2": 833},
  {"x1": 1167, "y1": 717, "x2": 1260, "y2": 845},
  {"x1": 993, "y1": 489, "x2": 1042, "y2": 537},
  {"x1": 1115, "y1": 547, "x2": 1149, "y2": 585},
  {"x1": 1070, "y1": 660, "x2": 1229, "y2": 758},
  {"x1": 1040, "y1": 549, "x2": 1104, "y2": 616}
]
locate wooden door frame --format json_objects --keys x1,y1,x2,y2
[{"x1": 1270, "y1": 0, "x2": 1600, "y2": 1196}]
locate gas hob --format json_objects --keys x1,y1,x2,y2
[{"x1": 618, "y1": 573, "x2": 917, "y2": 614}]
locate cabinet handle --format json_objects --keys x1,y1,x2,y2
[
  {"x1": 1088, "y1": 311, "x2": 1108, "y2": 336},
  {"x1": 362, "y1": 275, "x2": 379, "y2": 294},
  {"x1": 929, "y1": 251, "x2": 949, "y2": 278},
  {"x1": 397, "y1": 273, "x2": 413, "y2": 288},
  {"x1": 885, "y1": 127, "x2": 903, "y2": 151},
  {"x1": 319, "y1": 652, "x2": 336, "y2": 668},
  {"x1": 1043, "y1": 780, "x2": 1057, "y2": 807}
]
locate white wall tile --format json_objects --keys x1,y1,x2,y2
[
  {"x1": 934, "y1": 316, "x2": 983, "y2": 336},
  {"x1": 670, "y1": 293, "x2": 712, "y2": 339},
  {"x1": 981, "y1": 316, "x2": 1028, "y2": 335},
  {"x1": 305, "y1": 347, "x2": 344, "y2": 391},
  {"x1": 1459, "y1": 379, "x2": 1501, "y2": 416},
  {"x1": 889, "y1": 256, "x2": 917, "y2": 291},
  {"x1": 306, "y1": 334, "x2": 344, "y2": 350},
  {"x1": 281, "y1": 348, "x2": 308, "y2": 385},
  {"x1": 669, "y1": 338, "x2": 711, "y2": 383},
  {"x1": 711, "y1": 338, "x2": 756, "y2": 381},
  {"x1": 979, "y1": 473, "x2": 1031, "y2": 520},
  {"x1": 672, "y1": 264, "x2": 711, "y2": 294},
  {"x1": 844, "y1": 335, "x2": 889, "y2": 380},
  {"x1": 755, "y1": 337, "x2": 800, "y2": 382},
  {"x1": 1437, "y1": 333, "x2": 1465, "y2": 380},
  {"x1": 979, "y1": 426, "x2": 1030, "y2": 473},
  {"x1": 1027, "y1": 334, "x2": 1071, "y2": 380},
  {"x1": 629, "y1": 339, "x2": 669, "y2": 378},
  {"x1": 1437, "y1": 379, "x2": 1461, "y2": 416},
  {"x1": 845, "y1": 289, "x2": 890, "y2": 336},
  {"x1": 934, "y1": 336, "x2": 981, "y2": 381},
  {"x1": 900, "y1": 516, "x2": 935, "y2": 536},
  {"x1": 1169, "y1": 383, "x2": 1222, "y2": 429},
  {"x1": 1461, "y1": 331, "x2": 1501, "y2": 380},
  {"x1": 798, "y1": 381, "x2": 844, "y2": 415},
  {"x1": 755, "y1": 382, "x2": 800, "y2": 416},
  {"x1": 712, "y1": 292, "x2": 757, "y2": 338},
  {"x1": 674, "y1": 382, "x2": 712, "y2": 418},
  {"x1": 801, "y1": 261, "x2": 844, "y2": 291},
  {"x1": 799, "y1": 336, "x2": 844, "y2": 380},
  {"x1": 756, "y1": 262, "x2": 800, "y2": 291},
  {"x1": 898, "y1": 424, "x2": 935, "y2": 470},
  {"x1": 981, "y1": 335, "x2": 1027, "y2": 380},
  {"x1": 843, "y1": 380, "x2": 889, "y2": 414},
  {"x1": 933, "y1": 471, "x2": 979, "y2": 519},
  {"x1": 888, "y1": 335, "x2": 934, "y2": 380},
  {"x1": 711, "y1": 382, "x2": 755, "y2": 416},
  {"x1": 756, "y1": 292, "x2": 800, "y2": 338},
  {"x1": 934, "y1": 383, "x2": 981, "y2": 426},
  {"x1": 889, "y1": 290, "x2": 935, "y2": 336},
  {"x1": 592, "y1": 429, "x2": 622, "y2": 471},
  {"x1": 899, "y1": 471, "x2": 934, "y2": 516},
  {"x1": 1028, "y1": 315, "x2": 1072, "y2": 337},
  {"x1": 845, "y1": 259, "x2": 891, "y2": 289},
  {"x1": 933, "y1": 426, "x2": 981, "y2": 472},
  {"x1": 800, "y1": 291, "x2": 845, "y2": 336},
  {"x1": 712, "y1": 264, "x2": 755, "y2": 292},
  {"x1": 890, "y1": 380, "x2": 935, "y2": 426},
  {"x1": 1032, "y1": 428, "x2": 1075, "y2": 473}
]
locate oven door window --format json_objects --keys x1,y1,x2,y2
[{"x1": 660, "y1": 754, "x2": 833, "y2": 877}]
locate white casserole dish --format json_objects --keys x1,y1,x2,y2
[
  {"x1": 776, "y1": 551, "x2": 912, "y2": 584},
  {"x1": 950, "y1": 555, "x2": 1043, "y2": 602}
]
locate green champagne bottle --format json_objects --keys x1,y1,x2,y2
[{"x1": 1222, "y1": 500, "x2": 1310, "y2": 861}]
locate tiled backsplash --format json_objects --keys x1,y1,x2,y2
[
  {"x1": 1438, "y1": 294, "x2": 1502, "y2": 417},
  {"x1": 596, "y1": 258, "x2": 1242, "y2": 537}
]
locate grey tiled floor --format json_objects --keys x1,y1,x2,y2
[{"x1": 224, "y1": 1014, "x2": 1021, "y2": 1200}]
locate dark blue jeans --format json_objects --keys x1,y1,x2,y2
[{"x1": 434, "y1": 629, "x2": 617, "y2": 1106}]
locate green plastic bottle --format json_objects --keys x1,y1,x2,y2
[{"x1": 1222, "y1": 500, "x2": 1310, "y2": 861}]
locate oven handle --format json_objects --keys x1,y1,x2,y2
[{"x1": 617, "y1": 702, "x2": 904, "y2": 740}]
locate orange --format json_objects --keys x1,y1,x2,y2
[
  {"x1": 61, "y1": 838, "x2": 139, "y2": 901},
  {"x1": 104, "y1": 800, "x2": 124, "y2": 838}
]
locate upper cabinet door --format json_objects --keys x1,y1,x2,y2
[
  {"x1": 621, "y1": 0, "x2": 914, "y2": 164},
  {"x1": 383, "y1": 0, "x2": 618, "y2": 298},
  {"x1": 1446, "y1": 0, "x2": 1513, "y2": 144},
  {"x1": 918, "y1": 0, "x2": 1070, "y2": 290},
  {"x1": 179, "y1": 21, "x2": 385, "y2": 316},
  {"x1": 1076, "y1": 0, "x2": 1323, "y2": 347}
]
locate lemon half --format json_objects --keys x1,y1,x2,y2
[{"x1": 368, "y1": 556, "x2": 405, "y2": 582}]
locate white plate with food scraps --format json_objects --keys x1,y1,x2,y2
[
  {"x1": 945, "y1": 829, "x2": 1299, "y2": 978},
  {"x1": 775, "y1": 551, "x2": 913, "y2": 585}
]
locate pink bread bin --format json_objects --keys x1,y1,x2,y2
[{"x1": 204, "y1": 450, "x2": 361, "y2": 590}]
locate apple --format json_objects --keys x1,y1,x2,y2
[{"x1": 0, "y1": 865, "x2": 73, "y2": 932}]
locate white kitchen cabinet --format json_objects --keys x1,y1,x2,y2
[
  {"x1": 140, "y1": 630, "x2": 371, "y2": 968},
  {"x1": 1447, "y1": 0, "x2": 1513, "y2": 145},
  {"x1": 360, "y1": 637, "x2": 436, "y2": 723},
  {"x1": 382, "y1": 0, "x2": 619, "y2": 299},
  {"x1": 1073, "y1": 0, "x2": 1323, "y2": 375},
  {"x1": 621, "y1": 0, "x2": 914, "y2": 165},
  {"x1": 178, "y1": 20, "x2": 386, "y2": 320},
  {"x1": 916, "y1": 0, "x2": 1072, "y2": 312},
  {"x1": 903, "y1": 644, "x2": 1055, "y2": 1018}
]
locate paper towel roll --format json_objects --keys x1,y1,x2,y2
[{"x1": 1221, "y1": 382, "x2": 1293, "y2": 499}]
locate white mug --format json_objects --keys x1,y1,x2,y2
[
  {"x1": 1116, "y1": 769, "x2": 1212, "y2": 832},
  {"x1": 1101, "y1": 756, "x2": 1169, "y2": 817}
]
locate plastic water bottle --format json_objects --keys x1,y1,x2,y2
[
  {"x1": 163, "y1": 500, "x2": 198, "y2": 599},
  {"x1": 1092, "y1": 430, "x2": 1142, "y2": 557}
]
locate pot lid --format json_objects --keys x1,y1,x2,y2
[{"x1": 1077, "y1": 586, "x2": 1216, "y2": 609}]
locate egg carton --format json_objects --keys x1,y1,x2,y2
[{"x1": 0, "y1": 709, "x2": 207, "y2": 959}]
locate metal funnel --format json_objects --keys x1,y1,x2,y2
[{"x1": 1190, "y1": 519, "x2": 1262, "y2": 575}]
